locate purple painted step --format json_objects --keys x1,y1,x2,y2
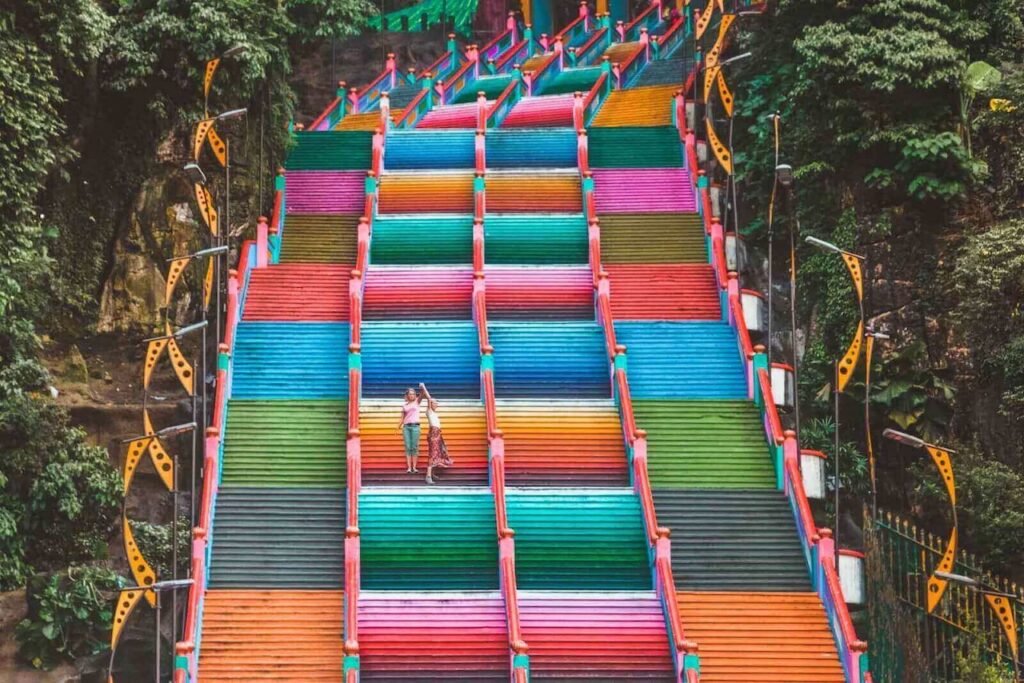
[
  {"x1": 285, "y1": 171, "x2": 366, "y2": 213},
  {"x1": 592, "y1": 168, "x2": 696, "y2": 213}
]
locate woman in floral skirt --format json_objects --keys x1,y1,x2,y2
[{"x1": 419, "y1": 383, "x2": 452, "y2": 484}]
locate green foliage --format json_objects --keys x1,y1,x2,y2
[
  {"x1": 953, "y1": 620, "x2": 1017, "y2": 683},
  {"x1": 800, "y1": 417, "x2": 869, "y2": 499},
  {"x1": 15, "y1": 566, "x2": 123, "y2": 670},
  {"x1": 133, "y1": 517, "x2": 190, "y2": 578},
  {"x1": 0, "y1": 360, "x2": 122, "y2": 589},
  {"x1": 870, "y1": 340, "x2": 955, "y2": 441}
]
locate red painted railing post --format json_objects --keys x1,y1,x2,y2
[
  {"x1": 225, "y1": 270, "x2": 239, "y2": 349},
  {"x1": 386, "y1": 52, "x2": 397, "y2": 87},
  {"x1": 255, "y1": 216, "x2": 269, "y2": 268},
  {"x1": 783, "y1": 430, "x2": 798, "y2": 497},
  {"x1": 477, "y1": 93, "x2": 488, "y2": 130}
]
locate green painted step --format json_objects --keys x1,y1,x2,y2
[
  {"x1": 588, "y1": 127, "x2": 684, "y2": 168},
  {"x1": 543, "y1": 66, "x2": 601, "y2": 95},
  {"x1": 599, "y1": 213, "x2": 705, "y2": 264},
  {"x1": 284, "y1": 131, "x2": 373, "y2": 170},
  {"x1": 633, "y1": 400, "x2": 777, "y2": 489},
  {"x1": 280, "y1": 214, "x2": 358, "y2": 264},
  {"x1": 222, "y1": 400, "x2": 346, "y2": 487},
  {"x1": 360, "y1": 491, "x2": 498, "y2": 590},
  {"x1": 209, "y1": 487, "x2": 345, "y2": 588},
  {"x1": 485, "y1": 215, "x2": 588, "y2": 265},
  {"x1": 371, "y1": 214, "x2": 473, "y2": 265},
  {"x1": 507, "y1": 491, "x2": 651, "y2": 590},
  {"x1": 451, "y1": 74, "x2": 514, "y2": 104}
]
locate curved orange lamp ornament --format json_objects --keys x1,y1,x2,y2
[{"x1": 925, "y1": 444, "x2": 958, "y2": 614}]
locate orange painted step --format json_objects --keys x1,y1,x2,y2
[
  {"x1": 606, "y1": 264, "x2": 719, "y2": 320},
  {"x1": 360, "y1": 400, "x2": 489, "y2": 485},
  {"x1": 378, "y1": 171, "x2": 475, "y2": 213},
  {"x1": 487, "y1": 171, "x2": 582, "y2": 213},
  {"x1": 198, "y1": 590, "x2": 343, "y2": 681},
  {"x1": 677, "y1": 592, "x2": 845, "y2": 682},
  {"x1": 591, "y1": 84, "x2": 679, "y2": 127},
  {"x1": 498, "y1": 402, "x2": 628, "y2": 486},
  {"x1": 334, "y1": 109, "x2": 404, "y2": 130}
]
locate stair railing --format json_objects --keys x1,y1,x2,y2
[
  {"x1": 485, "y1": 73, "x2": 524, "y2": 128},
  {"x1": 523, "y1": 48, "x2": 561, "y2": 95},
  {"x1": 576, "y1": 25, "x2": 611, "y2": 65},
  {"x1": 553, "y1": 1, "x2": 592, "y2": 48},
  {"x1": 653, "y1": 16, "x2": 688, "y2": 60},
  {"x1": 173, "y1": 241, "x2": 256, "y2": 682},
  {"x1": 624, "y1": 0, "x2": 664, "y2": 43},
  {"x1": 355, "y1": 53, "x2": 398, "y2": 113},
  {"x1": 614, "y1": 30, "x2": 652, "y2": 89},
  {"x1": 310, "y1": 81, "x2": 350, "y2": 131},
  {"x1": 579, "y1": 61, "x2": 612, "y2": 127},
  {"x1": 392, "y1": 85, "x2": 433, "y2": 129},
  {"x1": 268, "y1": 168, "x2": 286, "y2": 263},
  {"x1": 677, "y1": 77, "x2": 873, "y2": 682},
  {"x1": 435, "y1": 44, "x2": 480, "y2": 105},
  {"x1": 479, "y1": 12, "x2": 520, "y2": 63},
  {"x1": 418, "y1": 33, "x2": 463, "y2": 81}
]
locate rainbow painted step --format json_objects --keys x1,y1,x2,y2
[
  {"x1": 359, "y1": 400, "x2": 488, "y2": 486},
  {"x1": 358, "y1": 592, "x2": 508, "y2": 680},
  {"x1": 361, "y1": 321, "x2": 478, "y2": 398},
  {"x1": 519, "y1": 592, "x2": 676, "y2": 680},
  {"x1": 598, "y1": 213, "x2": 705, "y2": 264},
  {"x1": 371, "y1": 214, "x2": 473, "y2": 265},
  {"x1": 487, "y1": 129, "x2": 578, "y2": 168},
  {"x1": 379, "y1": 171, "x2": 475, "y2": 213},
  {"x1": 606, "y1": 263, "x2": 719, "y2": 320},
  {"x1": 634, "y1": 399, "x2": 776, "y2": 489},
  {"x1": 198, "y1": 590, "x2": 344, "y2": 681},
  {"x1": 385, "y1": 129, "x2": 476, "y2": 170},
  {"x1": 231, "y1": 322, "x2": 349, "y2": 399},
  {"x1": 498, "y1": 400, "x2": 628, "y2": 486},
  {"x1": 502, "y1": 94, "x2": 576, "y2": 128},
  {"x1": 588, "y1": 126, "x2": 684, "y2": 168},
  {"x1": 613, "y1": 321, "x2": 746, "y2": 399},
  {"x1": 486, "y1": 265, "x2": 594, "y2": 320},
  {"x1": 284, "y1": 130, "x2": 372, "y2": 170},
  {"x1": 484, "y1": 215, "x2": 588, "y2": 265},
  {"x1": 489, "y1": 321, "x2": 609, "y2": 398},
  {"x1": 591, "y1": 84, "x2": 679, "y2": 127},
  {"x1": 359, "y1": 489, "x2": 498, "y2": 590},
  {"x1": 363, "y1": 266, "x2": 473, "y2": 320},
  {"x1": 285, "y1": 170, "x2": 366, "y2": 213},
  {"x1": 487, "y1": 169, "x2": 582, "y2": 213},
  {"x1": 507, "y1": 490, "x2": 650, "y2": 590},
  {"x1": 279, "y1": 214, "x2": 359, "y2": 264},
  {"x1": 221, "y1": 399, "x2": 346, "y2": 487},
  {"x1": 592, "y1": 167, "x2": 695, "y2": 213},
  {"x1": 208, "y1": 488, "x2": 345, "y2": 588},
  {"x1": 242, "y1": 264, "x2": 350, "y2": 322}
]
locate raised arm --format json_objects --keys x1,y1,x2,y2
[{"x1": 419, "y1": 383, "x2": 431, "y2": 401}]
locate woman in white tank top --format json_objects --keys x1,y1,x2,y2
[{"x1": 419, "y1": 383, "x2": 453, "y2": 484}]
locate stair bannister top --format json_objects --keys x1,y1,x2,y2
[
  {"x1": 356, "y1": 53, "x2": 398, "y2": 113},
  {"x1": 392, "y1": 86, "x2": 432, "y2": 129},
  {"x1": 654, "y1": 15, "x2": 688, "y2": 59},
  {"x1": 576, "y1": 26, "x2": 610, "y2": 65},
  {"x1": 485, "y1": 74, "x2": 523, "y2": 128},
  {"x1": 480, "y1": 12, "x2": 519, "y2": 62},
  {"x1": 419, "y1": 33, "x2": 463, "y2": 80},
  {"x1": 554, "y1": 1, "x2": 591, "y2": 46},
  {"x1": 624, "y1": 0, "x2": 664, "y2": 42}
]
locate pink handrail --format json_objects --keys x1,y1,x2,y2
[
  {"x1": 756, "y1": 368, "x2": 784, "y2": 444},
  {"x1": 624, "y1": 2, "x2": 659, "y2": 40},
  {"x1": 632, "y1": 439, "x2": 659, "y2": 544},
  {"x1": 728, "y1": 294, "x2": 755, "y2": 361},
  {"x1": 485, "y1": 77, "x2": 521, "y2": 127},
  {"x1": 309, "y1": 96, "x2": 342, "y2": 131},
  {"x1": 580, "y1": 72, "x2": 609, "y2": 125},
  {"x1": 392, "y1": 88, "x2": 430, "y2": 129},
  {"x1": 784, "y1": 458, "x2": 819, "y2": 548},
  {"x1": 524, "y1": 50, "x2": 560, "y2": 94},
  {"x1": 438, "y1": 58, "x2": 477, "y2": 103},
  {"x1": 495, "y1": 39, "x2": 529, "y2": 72},
  {"x1": 576, "y1": 27, "x2": 609, "y2": 64}
]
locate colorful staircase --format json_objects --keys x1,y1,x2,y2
[{"x1": 180, "y1": 4, "x2": 868, "y2": 682}]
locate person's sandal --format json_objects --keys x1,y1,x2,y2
[{"x1": 425, "y1": 476, "x2": 435, "y2": 485}]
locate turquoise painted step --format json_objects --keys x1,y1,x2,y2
[
  {"x1": 614, "y1": 322, "x2": 747, "y2": 399},
  {"x1": 361, "y1": 321, "x2": 479, "y2": 398},
  {"x1": 221, "y1": 400, "x2": 346, "y2": 487},
  {"x1": 232, "y1": 322, "x2": 349, "y2": 399},
  {"x1": 507, "y1": 491, "x2": 651, "y2": 589},
  {"x1": 542, "y1": 66, "x2": 601, "y2": 95},
  {"x1": 588, "y1": 127, "x2": 684, "y2": 168},
  {"x1": 484, "y1": 214, "x2": 587, "y2": 264},
  {"x1": 385, "y1": 130, "x2": 476, "y2": 169},
  {"x1": 385, "y1": 81, "x2": 422, "y2": 108},
  {"x1": 633, "y1": 400, "x2": 776, "y2": 488},
  {"x1": 209, "y1": 487, "x2": 345, "y2": 588},
  {"x1": 371, "y1": 214, "x2": 473, "y2": 264},
  {"x1": 451, "y1": 73, "x2": 514, "y2": 103},
  {"x1": 487, "y1": 129, "x2": 578, "y2": 168},
  {"x1": 360, "y1": 490, "x2": 499, "y2": 590},
  {"x1": 285, "y1": 131, "x2": 373, "y2": 170},
  {"x1": 489, "y1": 322, "x2": 609, "y2": 398}
]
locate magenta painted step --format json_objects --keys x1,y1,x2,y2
[
  {"x1": 358, "y1": 594, "x2": 508, "y2": 680},
  {"x1": 418, "y1": 102, "x2": 485, "y2": 129},
  {"x1": 592, "y1": 168, "x2": 696, "y2": 213},
  {"x1": 486, "y1": 266, "x2": 594, "y2": 319},
  {"x1": 518, "y1": 592, "x2": 676, "y2": 680},
  {"x1": 502, "y1": 95, "x2": 576, "y2": 128},
  {"x1": 363, "y1": 266, "x2": 474, "y2": 320},
  {"x1": 284, "y1": 171, "x2": 366, "y2": 213}
]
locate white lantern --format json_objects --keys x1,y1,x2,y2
[
  {"x1": 740, "y1": 289, "x2": 766, "y2": 335},
  {"x1": 838, "y1": 549, "x2": 866, "y2": 607},
  {"x1": 800, "y1": 449, "x2": 827, "y2": 500},
  {"x1": 771, "y1": 363, "x2": 795, "y2": 412},
  {"x1": 725, "y1": 232, "x2": 747, "y2": 273}
]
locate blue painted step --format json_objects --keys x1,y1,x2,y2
[
  {"x1": 489, "y1": 322, "x2": 609, "y2": 398},
  {"x1": 232, "y1": 322, "x2": 349, "y2": 399},
  {"x1": 385, "y1": 130, "x2": 476, "y2": 170},
  {"x1": 614, "y1": 321, "x2": 747, "y2": 399},
  {"x1": 487, "y1": 129, "x2": 578, "y2": 168},
  {"x1": 361, "y1": 321, "x2": 479, "y2": 398}
]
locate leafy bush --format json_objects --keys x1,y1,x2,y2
[
  {"x1": 133, "y1": 517, "x2": 191, "y2": 578},
  {"x1": 15, "y1": 566, "x2": 124, "y2": 670}
]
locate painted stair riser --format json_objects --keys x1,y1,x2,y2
[
  {"x1": 359, "y1": 492, "x2": 498, "y2": 590},
  {"x1": 243, "y1": 265, "x2": 350, "y2": 322},
  {"x1": 486, "y1": 266, "x2": 594, "y2": 319},
  {"x1": 606, "y1": 263, "x2": 719, "y2": 320},
  {"x1": 222, "y1": 400, "x2": 346, "y2": 487},
  {"x1": 285, "y1": 131, "x2": 372, "y2": 170},
  {"x1": 485, "y1": 215, "x2": 588, "y2": 265},
  {"x1": 385, "y1": 130, "x2": 476, "y2": 170},
  {"x1": 588, "y1": 126, "x2": 684, "y2": 168},
  {"x1": 285, "y1": 171, "x2": 366, "y2": 214},
  {"x1": 232, "y1": 322, "x2": 349, "y2": 399},
  {"x1": 502, "y1": 95, "x2": 576, "y2": 128},
  {"x1": 363, "y1": 267, "x2": 473, "y2": 320},
  {"x1": 371, "y1": 215, "x2": 473, "y2": 265},
  {"x1": 593, "y1": 168, "x2": 696, "y2": 213},
  {"x1": 487, "y1": 171, "x2": 583, "y2": 213},
  {"x1": 592, "y1": 84, "x2": 679, "y2": 127},
  {"x1": 378, "y1": 173, "x2": 475, "y2": 213},
  {"x1": 489, "y1": 323, "x2": 609, "y2": 398},
  {"x1": 279, "y1": 214, "x2": 359, "y2": 264},
  {"x1": 361, "y1": 322, "x2": 479, "y2": 398},
  {"x1": 359, "y1": 401, "x2": 488, "y2": 485},
  {"x1": 487, "y1": 129, "x2": 578, "y2": 168},
  {"x1": 599, "y1": 213, "x2": 705, "y2": 264}
]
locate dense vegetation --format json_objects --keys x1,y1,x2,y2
[
  {"x1": 0, "y1": 0, "x2": 374, "y2": 670},
  {"x1": 733, "y1": 0, "x2": 1024, "y2": 576}
]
